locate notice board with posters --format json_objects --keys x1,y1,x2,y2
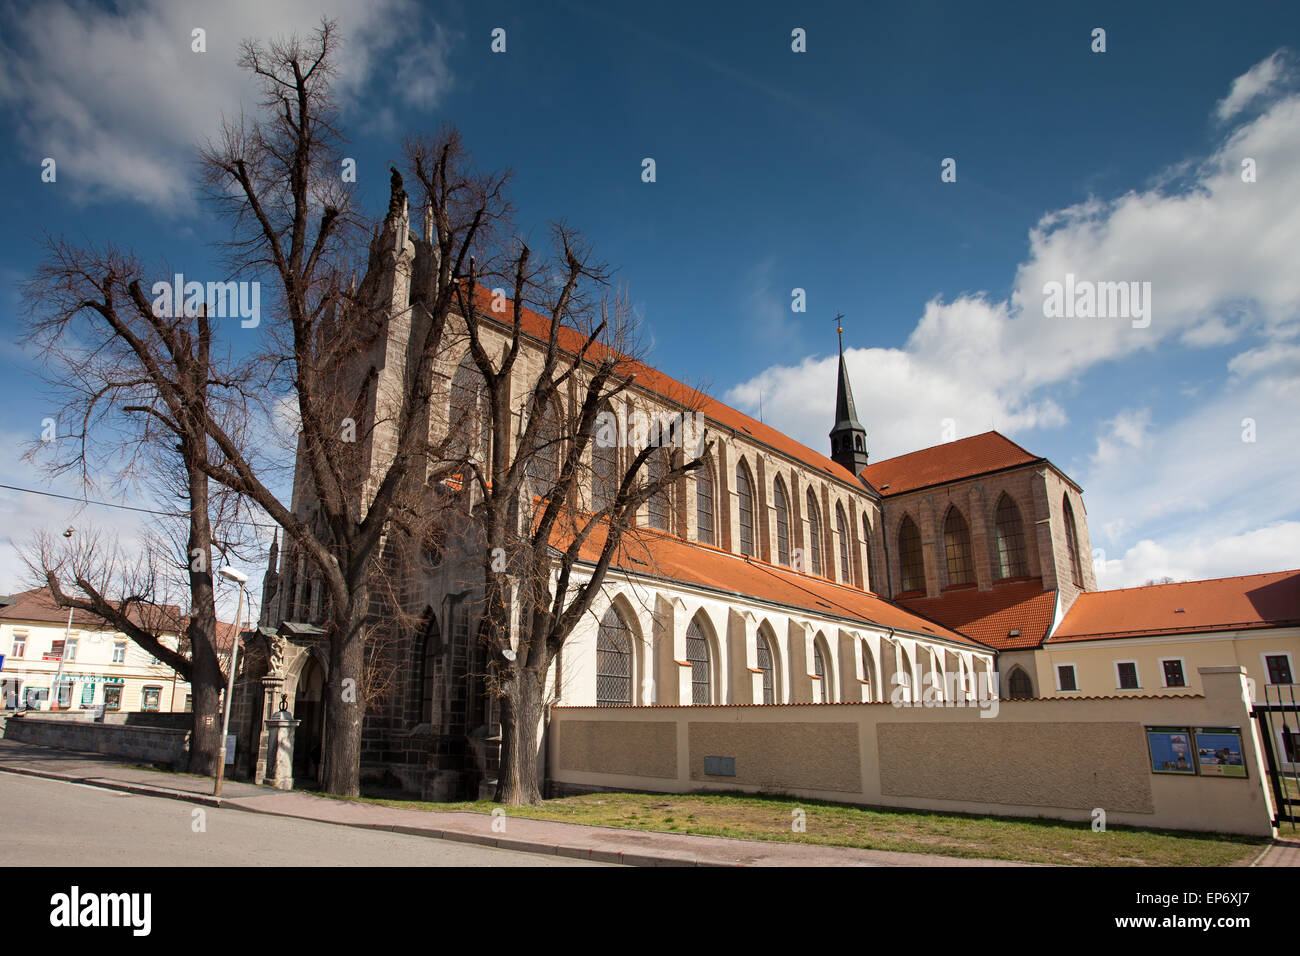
[
  {"x1": 1146, "y1": 726, "x2": 1248, "y2": 778},
  {"x1": 1194, "y1": 727, "x2": 1248, "y2": 778}
]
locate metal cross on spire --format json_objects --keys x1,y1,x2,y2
[{"x1": 834, "y1": 313, "x2": 845, "y2": 351}]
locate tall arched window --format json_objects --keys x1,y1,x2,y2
[
  {"x1": 994, "y1": 493, "x2": 1028, "y2": 579},
  {"x1": 449, "y1": 352, "x2": 487, "y2": 465},
  {"x1": 695, "y1": 459, "x2": 715, "y2": 545},
  {"x1": 898, "y1": 516, "x2": 925, "y2": 592},
  {"x1": 735, "y1": 462, "x2": 756, "y2": 557},
  {"x1": 773, "y1": 477, "x2": 791, "y2": 566},
  {"x1": 686, "y1": 615, "x2": 712, "y2": 704},
  {"x1": 755, "y1": 629, "x2": 775, "y2": 705},
  {"x1": 646, "y1": 448, "x2": 670, "y2": 531},
  {"x1": 1007, "y1": 666, "x2": 1034, "y2": 700},
  {"x1": 596, "y1": 606, "x2": 632, "y2": 705},
  {"x1": 943, "y1": 507, "x2": 974, "y2": 586},
  {"x1": 805, "y1": 489, "x2": 823, "y2": 576},
  {"x1": 836, "y1": 503, "x2": 852, "y2": 583},
  {"x1": 861, "y1": 643, "x2": 875, "y2": 702},
  {"x1": 1063, "y1": 495, "x2": 1084, "y2": 587},
  {"x1": 813, "y1": 638, "x2": 828, "y2": 702},
  {"x1": 591, "y1": 404, "x2": 618, "y2": 513},
  {"x1": 524, "y1": 397, "x2": 561, "y2": 493},
  {"x1": 862, "y1": 514, "x2": 876, "y2": 592}
]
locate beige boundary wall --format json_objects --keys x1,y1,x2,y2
[{"x1": 547, "y1": 666, "x2": 1276, "y2": 836}]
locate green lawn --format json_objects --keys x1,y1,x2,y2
[{"x1": 315, "y1": 789, "x2": 1267, "y2": 867}]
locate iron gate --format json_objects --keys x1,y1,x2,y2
[{"x1": 1252, "y1": 684, "x2": 1300, "y2": 830}]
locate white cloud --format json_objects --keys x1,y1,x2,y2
[
  {"x1": 728, "y1": 52, "x2": 1300, "y2": 586},
  {"x1": 1216, "y1": 50, "x2": 1289, "y2": 121},
  {"x1": 1094, "y1": 522, "x2": 1300, "y2": 588},
  {"x1": 0, "y1": 0, "x2": 455, "y2": 212}
]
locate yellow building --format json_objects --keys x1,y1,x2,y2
[
  {"x1": 1027, "y1": 570, "x2": 1299, "y2": 708},
  {"x1": 0, "y1": 588, "x2": 189, "y2": 713}
]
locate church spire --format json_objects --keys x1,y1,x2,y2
[{"x1": 829, "y1": 315, "x2": 869, "y2": 475}]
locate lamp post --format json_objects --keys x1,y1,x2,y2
[
  {"x1": 50, "y1": 526, "x2": 76, "y2": 711},
  {"x1": 213, "y1": 566, "x2": 247, "y2": 798}
]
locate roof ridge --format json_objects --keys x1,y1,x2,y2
[{"x1": 1077, "y1": 567, "x2": 1300, "y2": 597}]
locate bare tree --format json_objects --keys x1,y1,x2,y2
[
  {"x1": 21, "y1": 243, "x2": 259, "y2": 775},
  {"x1": 431, "y1": 209, "x2": 710, "y2": 803},
  {"x1": 190, "y1": 22, "x2": 494, "y2": 796}
]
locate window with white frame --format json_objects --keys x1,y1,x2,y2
[
  {"x1": 112, "y1": 642, "x2": 126, "y2": 664},
  {"x1": 1116, "y1": 661, "x2": 1140, "y2": 690},
  {"x1": 10, "y1": 631, "x2": 26, "y2": 658},
  {"x1": 1056, "y1": 664, "x2": 1078, "y2": 692},
  {"x1": 1265, "y1": 654, "x2": 1294, "y2": 685}
]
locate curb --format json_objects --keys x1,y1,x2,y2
[{"x1": 0, "y1": 764, "x2": 724, "y2": 866}]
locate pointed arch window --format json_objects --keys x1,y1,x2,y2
[
  {"x1": 1008, "y1": 666, "x2": 1034, "y2": 700},
  {"x1": 805, "y1": 489, "x2": 823, "y2": 576},
  {"x1": 686, "y1": 616, "x2": 712, "y2": 704},
  {"x1": 813, "y1": 639, "x2": 828, "y2": 702},
  {"x1": 735, "y1": 462, "x2": 755, "y2": 557},
  {"x1": 1063, "y1": 495, "x2": 1084, "y2": 587},
  {"x1": 898, "y1": 516, "x2": 925, "y2": 593},
  {"x1": 449, "y1": 352, "x2": 487, "y2": 465},
  {"x1": 695, "y1": 458, "x2": 715, "y2": 545},
  {"x1": 524, "y1": 397, "x2": 561, "y2": 493},
  {"x1": 836, "y1": 503, "x2": 852, "y2": 583},
  {"x1": 943, "y1": 508, "x2": 974, "y2": 586},
  {"x1": 596, "y1": 606, "x2": 632, "y2": 706},
  {"x1": 861, "y1": 643, "x2": 875, "y2": 702},
  {"x1": 646, "y1": 448, "x2": 670, "y2": 531},
  {"x1": 755, "y1": 630, "x2": 775, "y2": 705},
  {"x1": 773, "y1": 477, "x2": 790, "y2": 565},
  {"x1": 994, "y1": 494, "x2": 1028, "y2": 579},
  {"x1": 591, "y1": 404, "x2": 618, "y2": 512},
  {"x1": 862, "y1": 514, "x2": 875, "y2": 592}
]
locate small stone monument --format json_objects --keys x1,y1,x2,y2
[{"x1": 265, "y1": 694, "x2": 300, "y2": 791}]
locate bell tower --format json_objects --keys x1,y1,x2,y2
[{"x1": 829, "y1": 315, "x2": 869, "y2": 475}]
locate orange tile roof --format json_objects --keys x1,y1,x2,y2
[
  {"x1": 560, "y1": 518, "x2": 984, "y2": 648},
  {"x1": 898, "y1": 579, "x2": 1058, "y2": 650},
  {"x1": 1050, "y1": 569, "x2": 1300, "y2": 643},
  {"x1": 860, "y1": 431, "x2": 1044, "y2": 497},
  {"x1": 468, "y1": 286, "x2": 863, "y2": 489}
]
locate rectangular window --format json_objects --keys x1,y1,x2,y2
[
  {"x1": 1056, "y1": 665, "x2": 1077, "y2": 692},
  {"x1": 11, "y1": 632, "x2": 26, "y2": 658},
  {"x1": 185, "y1": 694, "x2": 193, "y2": 713},
  {"x1": 55, "y1": 679, "x2": 73, "y2": 709},
  {"x1": 64, "y1": 639, "x2": 78, "y2": 662},
  {"x1": 1266, "y1": 654, "x2": 1294, "y2": 685},
  {"x1": 112, "y1": 642, "x2": 126, "y2": 664},
  {"x1": 45, "y1": 640, "x2": 65, "y2": 661},
  {"x1": 1117, "y1": 661, "x2": 1140, "y2": 690},
  {"x1": 141, "y1": 686, "x2": 162, "y2": 712},
  {"x1": 1283, "y1": 730, "x2": 1300, "y2": 764},
  {"x1": 104, "y1": 683, "x2": 123, "y2": 711},
  {"x1": 1162, "y1": 659, "x2": 1186, "y2": 688}
]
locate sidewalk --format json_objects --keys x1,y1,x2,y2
[{"x1": 0, "y1": 739, "x2": 1023, "y2": 867}]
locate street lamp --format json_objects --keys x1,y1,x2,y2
[
  {"x1": 213, "y1": 566, "x2": 247, "y2": 798},
  {"x1": 51, "y1": 526, "x2": 76, "y2": 711}
]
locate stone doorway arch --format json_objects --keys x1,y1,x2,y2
[{"x1": 293, "y1": 652, "x2": 327, "y2": 787}]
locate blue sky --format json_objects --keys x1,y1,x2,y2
[{"x1": 0, "y1": 0, "x2": 1298, "y2": 609}]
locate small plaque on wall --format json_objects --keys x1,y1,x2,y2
[{"x1": 704, "y1": 756, "x2": 735, "y2": 777}]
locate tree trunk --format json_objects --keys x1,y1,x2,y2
[
  {"x1": 186, "y1": 649, "x2": 223, "y2": 775},
  {"x1": 495, "y1": 665, "x2": 545, "y2": 805},
  {"x1": 322, "y1": 606, "x2": 366, "y2": 796},
  {"x1": 184, "y1": 452, "x2": 224, "y2": 776}
]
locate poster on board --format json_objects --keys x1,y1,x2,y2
[
  {"x1": 1147, "y1": 726, "x2": 1196, "y2": 774},
  {"x1": 1194, "y1": 727, "x2": 1248, "y2": 778}
]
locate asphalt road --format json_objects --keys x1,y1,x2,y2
[{"x1": 0, "y1": 772, "x2": 607, "y2": 866}]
